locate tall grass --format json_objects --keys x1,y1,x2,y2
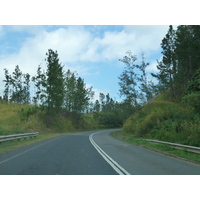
[
  {"x1": 0, "y1": 102, "x2": 25, "y2": 134},
  {"x1": 123, "y1": 96, "x2": 200, "y2": 146},
  {"x1": 0, "y1": 102, "x2": 73, "y2": 134},
  {"x1": 0, "y1": 101, "x2": 101, "y2": 135}
]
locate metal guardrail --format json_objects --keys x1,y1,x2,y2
[
  {"x1": 0, "y1": 132, "x2": 39, "y2": 144},
  {"x1": 145, "y1": 139, "x2": 200, "y2": 154}
]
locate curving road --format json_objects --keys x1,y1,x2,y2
[{"x1": 0, "y1": 129, "x2": 200, "y2": 175}]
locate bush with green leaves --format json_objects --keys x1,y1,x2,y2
[
  {"x1": 182, "y1": 92, "x2": 200, "y2": 113},
  {"x1": 123, "y1": 98, "x2": 200, "y2": 146},
  {"x1": 182, "y1": 69, "x2": 200, "y2": 113}
]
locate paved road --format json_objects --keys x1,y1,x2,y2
[{"x1": 0, "y1": 129, "x2": 200, "y2": 175}]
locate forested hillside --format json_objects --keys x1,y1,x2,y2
[
  {"x1": 0, "y1": 49, "x2": 133, "y2": 134},
  {"x1": 120, "y1": 25, "x2": 200, "y2": 146}
]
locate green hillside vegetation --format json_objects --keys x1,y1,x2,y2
[
  {"x1": 1, "y1": 49, "x2": 131, "y2": 135},
  {"x1": 0, "y1": 101, "x2": 96, "y2": 134},
  {"x1": 0, "y1": 100, "x2": 127, "y2": 135},
  {"x1": 123, "y1": 93, "x2": 200, "y2": 146},
  {"x1": 121, "y1": 26, "x2": 200, "y2": 147},
  {"x1": 0, "y1": 102, "x2": 74, "y2": 134}
]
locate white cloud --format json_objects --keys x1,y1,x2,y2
[
  {"x1": 0, "y1": 26, "x2": 91, "y2": 75},
  {"x1": 100, "y1": 30, "x2": 137, "y2": 60},
  {"x1": 124, "y1": 25, "x2": 169, "y2": 52},
  {"x1": 16, "y1": 26, "x2": 93, "y2": 64},
  {"x1": 0, "y1": 25, "x2": 169, "y2": 68},
  {"x1": 146, "y1": 54, "x2": 164, "y2": 74},
  {"x1": 80, "y1": 25, "x2": 169, "y2": 62},
  {"x1": 63, "y1": 64, "x2": 99, "y2": 77},
  {"x1": 0, "y1": 25, "x2": 170, "y2": 97},
  {"x1": 146, "y1": 60, "x2": 159, "y2": 73}
]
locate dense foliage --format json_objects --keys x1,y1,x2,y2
[
  {"x1": 123, "y1": 95, "x2": 200, "y2": 146},
  {"x1": 152, "y1": 25, "x2": 200, "y2": 102}
]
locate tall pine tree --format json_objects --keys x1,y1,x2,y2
[
  {"x1": 32, "y1": 65, "x2": 47, "y2": 105},
  {"x1": 118, "y1": 51, "x2": 139, "y2": 106},
  {"x1": 45, "y1": 49, "x2": 64, "y2": 127},
  {"x1": 152, "y1": 25, "x2": 177, "y2": 100}
]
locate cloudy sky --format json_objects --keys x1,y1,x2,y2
[{"x1": 0, "y1": 25, "x2": 171, "y2": 101}]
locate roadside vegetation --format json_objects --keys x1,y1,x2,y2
[
  {"x1": 0, "y1": 49, "x2": 132, "y2": 136},
  {"x1": 123, "y1": 92, "x2": 200, "y2": 147},
  {"x1": 111, "y1": 130, "x2": 200, "y2": 164}
]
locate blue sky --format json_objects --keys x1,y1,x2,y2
[{"x1": 0, "y1": 25, "x2": 171, "y2": 101}]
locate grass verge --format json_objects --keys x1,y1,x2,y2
[{"x1": 111, "y1": 130, "x2": 200, "y2": 164}]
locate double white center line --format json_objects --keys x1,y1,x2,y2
[{"x1": 89, "y1": 131, "x2": 130, "y2": 175}]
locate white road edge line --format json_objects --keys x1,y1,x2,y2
[{"x1": 89, "y1": 131, "x2": 131, "y2": 175}]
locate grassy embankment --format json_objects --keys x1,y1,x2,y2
[
  {"x1": 111, "y1": 93, "x2": 200, "y2": 164},
  {"x1": 0, "y1": 101, "x2": 102, "y2": 135},
  {"x1": 0, "y1": 101, "x2": 101, "y2": 154}
]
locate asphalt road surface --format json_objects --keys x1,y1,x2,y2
[{"x1": 0, "y1": 129, "x2": 200, "y2": 175}]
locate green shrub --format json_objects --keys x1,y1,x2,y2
[
  {"x1": 124, "y1": 101, "x2": 181, "y2": 136},
  {"x1": 182, "y1": 92, "x2": 200, "y2": 113},
  {"x1": 83, "y1": 113, "x2": 99, "y2": 130},
  {"x1": 123, "y1": 99, "x2": 200, "y2": 146},
  {"x1": 179, "y1": 120, "x2": 200, "y2": 146}
]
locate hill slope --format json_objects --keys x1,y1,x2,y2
[
  {"x1": 0, "y1": 101, "x2": 117, "y2": 135},
  {"x1": 123, "y1": 93, "x2": 200, "y2": 147},
  {"x1": 0, "y1": 102, "x2": 78, "y2": 134}
]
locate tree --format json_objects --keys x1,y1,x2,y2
[
  {"x1": 74, "y1": 77, "x2": 90, "y2": 113},
  {"x1": 45, "y1": 49, "x2": 64, "y2": 127},
  {"x1": 45, "y1": 49, "x2": 64, "y2": 110},
  {"x1": 32, "y1": 65, "x2": 47, "y2": 105},
  {"x1": 118, "y1": 51, "x2": 139, "y2": 106},
  {"x1": 161, "y1": 25, "x2": 176, "y2": 79},
  {"x1": 137, "y1": 53, "x2": 156, "y2": 104},
  {"x1": 152, "y1": 25, "x2": 200, "y2": 102},
  {"x1": 99, "y1": 93, "x2": 105, "y2": 111},
  {"x1": 101, "y1": 93, "x2": 116, "y2": 112},
  {"x1": 3, "y1": 66, "x2": 31, "y2": 104},
  {"x1": 23, "y1": 73, "x2": 31, "y2": 104},
  {"x1": 64, "y1": 69, "x2": 77, "y2": 112},
  {"x1": 3, "y1": 68, "x2": 11, "y2": 102},
  {"x1": 151, "y1": 60, "x2": 170, "y2": 96},
  {"x1": 64, "y1": 69, "x2": 94, "y2": 114},
  {"x1": 93, "y1": 100, "x2": 100, "y2": 112},
  {"x1": 119, "y1": 50, "x2": 156, "y2": 107},
  {"x1": 85, "y1": 85, "x2": 95, "y2": 112},
  {"x1": 174, "y1": 25, "x2": 200, "y2": 100},
  {"x1": 182, "y1": 69, "x2": 200, "y2": 113},
  {"x1": 151, "y1": 25, "x2": 177, "y2": 100},
  {"x1": 10, "y1": 65, "x2": 23, "y2": 103}
]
